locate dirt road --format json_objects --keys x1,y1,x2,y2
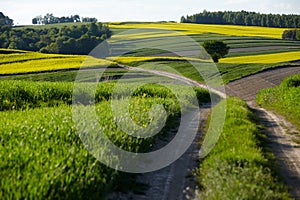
[
  {"x1": 222, "y1": 66, "x2": 300, "y2": 103},
  {"x1": 107, "y1": 106, "x2": 211, "y2": 200},
  {"x1": 222, "y1": 66, "x2": 300, "y2": 199},
  {"x1": 108, "y1": 64, "x2": 300, "y2": 200}
]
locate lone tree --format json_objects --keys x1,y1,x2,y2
[{"x1": 202, "y1": 40, "x2": 230, "y2": 63}]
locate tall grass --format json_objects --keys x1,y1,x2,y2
[
  {"x1": 257, "y1": 73, "x2": 300, "y2": 130},
  {"x1": 0, "y1": 80, "x2": 210, "y2": 111},
  {"x1": 0, "y1": 80, "x2": 211, "y2": 199},
  {"x1": 197, "y1": 98, "x2": 291, "y2": 199},
  {"x1": 0, "y1": 105, "x2": 117, "y2": 199}
]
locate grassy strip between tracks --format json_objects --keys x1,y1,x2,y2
[
  {"x1": 197, "y1": 98, "x2": 291, "y2": 199},
  {"x1": 257, "y1": 73, "x2": 300, "y2": 131}
]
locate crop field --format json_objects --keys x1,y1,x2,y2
[
  {"x1": 2, "y1": 22, "x2": 300, "y2": 80},
  {"x1": 0, "y1": 69, "x2": 132, "y2": 82},
  {"x1": 257, "y1": 73, "x2": 300, "y2": 130},
  {"x1": 104, "y1": 22, "x2": 300, "y2": 85},
  {"x1": 197, "y1": 98, "x2": 291, "y2": 199},
  {"x1": 109, "y1": 22, "x2": 285, "y2": 39},
  {"x1": 0, "y1": 80, "x2": 211, "y2": 199},
  {"x1": 220, "y1": 51, "x2": 300, "y2": 64},
  {"x1": 0, "y1": 50, "x2": 117, "y2": 75}
]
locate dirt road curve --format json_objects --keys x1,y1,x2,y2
[
  {"x1": 222, "y1": 66, "x2": 300, "y2": 103},
  {"x1": 222, "y1": 66, "x2": 300, "y2": 199}
]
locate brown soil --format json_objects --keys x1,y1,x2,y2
[{"x1": 222, "y1": 66, "x2": 300, "y2": 104}]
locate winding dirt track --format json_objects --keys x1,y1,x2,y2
[
  {"x1": 112, "y1": 65, "x2": 300, "y2": 200},
  {"x1": 221, "y1": 66, "x2": 300, "y2": 199}
]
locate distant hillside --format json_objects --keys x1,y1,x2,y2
[{"x1": 181, "y1": 10, "x2": 300, "y2": 28}]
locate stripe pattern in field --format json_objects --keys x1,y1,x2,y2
[
  {"x1": 220, "y1": 66, "x2": 300, "y2": 102},
  {"x1": 109, "y1": 22, "x2": 286, "y2": 39},
  {"x1": 220, "y1": 51, "x2": 300, "y2": 64},
  {"x1": 0, "y1": 51, "x2": 116, "y2": 75}
]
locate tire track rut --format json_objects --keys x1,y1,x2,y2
[
  {"x1": 221, "y1": 66, "x2": 300, "y2": 199},
  {"x1": 109, "y1": 65, "x2": 300, "y2": 200}
]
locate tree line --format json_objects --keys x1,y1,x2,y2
[
  {"x1": 0, "y1": 12, "x2": 13, "y2": 26},
  {"x1": 0, "y1": 22, "x2": 112, "y2": 54},
  {"x1": 181, "y1": 10, "x2": 300, "y2": 28},
  {"x1": 32, "y1": 13, "x2": 98, "y2": 25}
]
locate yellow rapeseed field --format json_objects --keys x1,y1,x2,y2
[
  {"x1": 220, "y1": 51, "x2": 300, "y2": 63},
  {"x1": 109, "y1": 22, "x2": 286, "y2": 39},
  {"x1": 0, "y1": 51, "x2": 115, "y2": 74}
]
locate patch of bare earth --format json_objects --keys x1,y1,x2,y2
[{"x1": 252, "y1": 108, "x2": 300, "y2": 199}]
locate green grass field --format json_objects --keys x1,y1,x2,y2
[
  {"x1": 0, "y1": 80, "x2": 211, "y2": 199},
  {"x1": 1, "y1": 21, "x2": 299, "y2": 198},
  {"x1": 257, "y1": 73, "x2": 300, "y2": 131}
]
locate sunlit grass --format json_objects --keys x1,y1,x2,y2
[
  {"x1": 257, "y1": 73, "x2": 300, "y2": 130},
  {"x1": 197, "y1": 98, "x2": 291, "y2": 199}
]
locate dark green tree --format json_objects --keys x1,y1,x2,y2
[
  {"x1": 181, "y1": 10, "x2": 300, "y2": 28},
  {"x1": 202, "y1": 40, "x2": 230, "y2": 63},
  {"x1": 0, "y1": 12, "x2": 13, "y2": 26}
]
